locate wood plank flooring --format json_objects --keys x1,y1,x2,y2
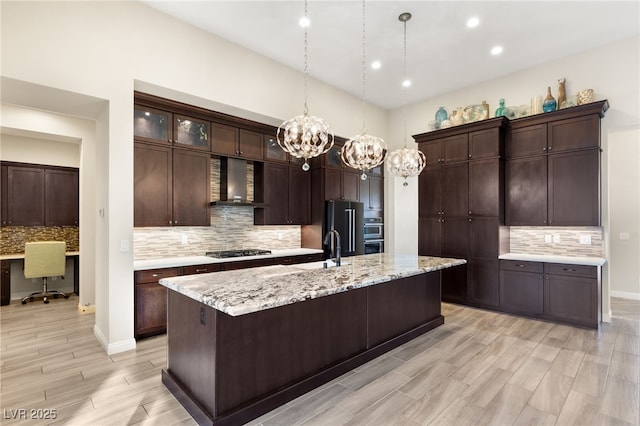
[{"x1": 1, "y1": 296, "x2": 638, "y2": 425}]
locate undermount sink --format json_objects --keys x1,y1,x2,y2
[{"x1": 292, "y1": 260, "x2": 351, "y2": 270}]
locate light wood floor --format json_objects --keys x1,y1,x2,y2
[{"x1": 1, "y1": 296, "x2": 638, "y2": 425}]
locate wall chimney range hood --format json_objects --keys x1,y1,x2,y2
[{"x1": 210, "y1": 157, "x2": 266, "y2": 207}]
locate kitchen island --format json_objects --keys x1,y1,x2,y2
[{"x1": 159, "y1": 253, "x2": 466, "y2": 426}]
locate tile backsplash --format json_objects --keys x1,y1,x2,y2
[
  {"x1": 133, "y1": 206, "x2": 300, "y2": 260},
  {"x1": 508, "y1": 226, "x2": 603, "y2": 258},
  {"x1": 1, "y1": 226, "x2": 79, "y2": 254}
]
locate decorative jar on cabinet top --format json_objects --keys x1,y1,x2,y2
[
  {"x1": 435, "y1": 107, "x2": 448, "y2": 127},
  {"x1": 542, "y1": 87, "x2": 557, "y2": 112}
]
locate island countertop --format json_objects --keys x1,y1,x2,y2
[{"x1": 159, "y1": 253, "x2": 466, "y2": 316}]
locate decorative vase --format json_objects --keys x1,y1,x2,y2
[
  {"x1": 435, "y1": 107, "x2": 448, "y2": 128},
  {"x1": 542, "y1": 87, "x2": 557, "y2": 112},
  {"x1": 557, "y1": 78, "x2": 567, "y2": 109},
  {"x1": 482, "y1": 101, "x2": 490, "y2": 119},
  {"x1": 450, "y1": 107, "x2": 464, "y2": 126},
  {"x1": 495, "y1": 98, "x2": 508, "y2": 117}
]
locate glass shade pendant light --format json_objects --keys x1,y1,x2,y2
[
  {"x1": 386, "y1": 12, "x2": 426, "y2": 186},
  {"x1": 277, "y1": 0, "x2": 334, "y2": 171},
  {"x1": 341, "y1": 0, "x2": 387, "y2": 181}
]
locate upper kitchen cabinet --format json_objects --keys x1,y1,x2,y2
[
  {"x1": 134, "y1": 105, "x2": 171, "y2": 145},
  {"x1": 254, "y1": 162, "x2": 310, "y2": 225},
  {"x1": 134, "y1": 142, "x2": 210, "y2": 227},
  {"x1": 264, "y1": 134, "x2": 307, "y2": 166},
  {"x1": 505, "y1": 100, "x2": 607, "y2": 226},
  {"x1": 360, "y1": 173, "x2": 384, "y2": 212},
  {"x1": 211, "y1": 123, "x2": 264, "y2": 161},
  {"x1": 45, "y1": 168, "x2": 79, "y2": 226},
  {"x1": 134, "y1": 105, "x2": 210, "y2": 151},
  {"x1": 173, "y1": 115, "x2": 210, "y2": 151},
  {"x1": 314, "y1": 142, "x2": 361, "y2": 202},
  {"x1": 1, "y1": 163, "x2": 79, "y2": 227}
]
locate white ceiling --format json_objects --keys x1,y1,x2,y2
[{"x1": 142, "y1": 1, "x2": 639, "y2": 110}]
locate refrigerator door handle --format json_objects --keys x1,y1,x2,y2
[{"x1": 349, "y1": 209, "x2": 355, "y2": 252}]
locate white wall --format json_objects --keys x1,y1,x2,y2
[{"x1": 0, "y1": 133, "x2": 80, "y2": 167}]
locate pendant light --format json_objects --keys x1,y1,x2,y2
[
  {"x1": 386, "y1": 12, "x2": 426, "y2": 186},
  {"x1": 341, "y1": 0, "x2": 387, "y2": 181},
  {"x1": 277, "y1": 0, "x2": 334, "y2": 171}
]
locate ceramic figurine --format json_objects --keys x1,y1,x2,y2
[
  {"x1": 542, "y1": 87, "x2": 557, "y2": 112},
  {"x1": 557, "y1": 78, "x2": 567, "y2": 109}
]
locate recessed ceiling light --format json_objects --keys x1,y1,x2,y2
[
  {"x1": 491, "y1": 45, "x2": 503, "y2": 55},
  {"x1": 299, "y1": 16, "x2": 310, "y2": 28},
  {"x1": 467, "y1": 17, "x2": 479, "y2": 28},
  {"x1": 371, "y1": 60, "x2": 381, "y2": 70},
  {"x1": 402, "y1": 79, "x2": 411, "y2": 88}
]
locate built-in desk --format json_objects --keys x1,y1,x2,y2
[{"x1": 0, "y1": 252, "x2": 80, "y2": 305}]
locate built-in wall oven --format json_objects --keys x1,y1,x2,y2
[
  {"x1": 364, "y1": 239, "x2": 384, "y2": 254},
  {"x1": 363, "y1": 217, "x2": 384, "y2": 254}
]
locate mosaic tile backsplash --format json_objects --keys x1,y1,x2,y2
[
  {"x1": 1, "y1": 226, "x2": 79, "y2": 254},
  {"x1": 134, "y1": 206, "x2": 301, "y2": 260},
  {"x1": 508, "y1": 226, "x2": 603, "y2": 258}
]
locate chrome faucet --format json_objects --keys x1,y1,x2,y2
[{"x1": 323, "y1": 229, "x2": 341, "y2": 266}]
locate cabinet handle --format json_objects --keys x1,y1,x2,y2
[
  {"x1": 562, "y1": 267, "x2": 576, "y2": 272},
  {"x1": 548, "y1": 146, "x2": 552, "y2": 151},
  {"x1": 543, "y1": 147, "x2": 547, "y2": 151},
  {"x1": 152, "y1": 274, "x2": 161, "y2": 278},
  {"x1": 175, "y1": 220, "x2": 178, "y2": 224},
  {"x1": 469, "y1": 211, "x2": 472, "y2": 215},
  {"x1": 240, "y1": 151, "x2": 243, "y2": 155},
  {"x1": 543, "y1": 220, "x2": 547, "y2": 225},
  {"x1": 168, "y1": 220, "x2": 172, "y2": 225},
  {"x1": 515, "y1": 264, "x2": 525, "y2": 268},
  {"x1": 195, "y1": 268, "x2": 208, "y2": 273},
  {"x1": 468, "y1": 218, "x2": 472, "y2": 222},
  {"x1": 539, "y1": 275, "x2": 543, "y2": 279},
  {"x1": 468, "y1": 154, "x2": 472, "y2": 158}
]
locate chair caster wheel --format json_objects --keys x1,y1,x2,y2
[
  {"x1": 44, "y1": 299, "x2": 49, "y2": 304},
  {"x1": 29, "y1": 297, "x2": 34, "y2": 302},
  {"x1": 21, "y1": 300, "x2": 27, "y2": 305},
  {"x1": 53, "y1": 294, "x2": 59, "y2": 299},
  {"x1": 64, "y1": 295, "x2": 69, "y2": 299}
]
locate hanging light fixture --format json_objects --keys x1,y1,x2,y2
[
  {"x1": 386, "y1": 12, "x2": 426, "y2": 186},
  {"x1": 277, "y1": 0, "x2": 334, "y2": 171},
  {"x1": 341, "y1": 0, "x2": 387, "y2": 181}
]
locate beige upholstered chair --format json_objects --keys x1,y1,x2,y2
[{"x1": 22, "y1": 241, "x2": 69, "y2": 304}]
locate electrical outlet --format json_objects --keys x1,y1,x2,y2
[
  {"x1": 553, "y1": 234, "x2": 560, "y2": 243},
  {"x1": 544, "y1": 234, "x2": 552, "y2": 244},
  {"x1": 579, "y1": 234, "x2": 591, "y2": 245}
]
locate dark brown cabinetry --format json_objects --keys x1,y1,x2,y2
[
  {"x1": 255, "y1": 162, "x2": 310, "y2": 225},
  {"x1": 134, "y1": 143, "x2": 210, "y2": 227},
  {"x1": 134, "y1": 105, "x2": 210, "y2": 151},
  {"x1": 1, "y1": 163, "x2": 79, "y2": 227},
  {"x1": 1, "y1": 261, "x2": 10, "y2": 306},
  {"x1": 505, "y1": 101, "x2": 607, "y2": 226},
  {"x1": 499, "y1": 260, "x2": 599, "y2": 328},
  {"x1": 360, "y1": 174, "x2": 384, "y2": 211},
  {"x1": 415, "y1": 118, "x2": 507, "y2": 308},
  {"x1": 211, "y1": 123, "x2": 263, "y2": 161},
  {"x1": 134, "y1": 267, "x2": 180, "y2": 339},
  {"x1": 313, "y1": 142, "x2": 361, "y2": 202}
]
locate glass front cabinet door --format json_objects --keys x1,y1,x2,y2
[
  {"x1": 173, "y1": 115, "x2": 210, "y2": 151},
  {"x1": 134, "y1": 106, "x2": 171, "y2": 144}
]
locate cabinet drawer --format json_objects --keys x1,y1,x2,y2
[
  {"x1": 183, "y1": 264, "x2": 221, "y2": 275},
  {"x1": 500, "y1": 260, "x2": 543, "y2": 273},
  {"x1": 544, "y1": 263, "x2": 596, "y2": 278},
  {"x1": 136, "y1": 267, "x2": 181, "y2": 284}
]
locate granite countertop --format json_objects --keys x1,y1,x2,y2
[
  {"x1": 499, "y1": 253, "x2": 606, "y2": 266},
  {"x1": 133, "y1": 248, "x2": 324, "y2": 271},
  {"x1": 159, "y1": 253, "x2": 466, "y2": 317}
]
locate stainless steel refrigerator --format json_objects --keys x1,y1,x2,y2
[{"x1": 324, "y1": 200, "x2": 364, "y2": 257}]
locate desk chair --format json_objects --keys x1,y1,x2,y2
[{"x1": 22, "y1": 241, "x2": 70, "y2": 304}]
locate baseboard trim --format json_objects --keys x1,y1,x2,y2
[
  {"x1": 93, "y1": 325, "x2": 136, "y2": 355},
  {"x1": 611, "y1": 290, "x2": 640, "y2": 301},
  {"x1": 78, "y1": 303, "x2": 96, "y2": 314}
]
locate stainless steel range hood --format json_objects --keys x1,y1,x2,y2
[{"x1": 210, "y1": 157, "x2": 266, "y2": 207}]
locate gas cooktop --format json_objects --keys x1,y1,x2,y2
[{"x1": 205, "y1": 249, "x2": 272, "y2": 259}]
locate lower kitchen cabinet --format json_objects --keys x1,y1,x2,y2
[
  {"x1": 441, "y1": 263, "x2": 467, "y2": 303},
  {"x1": 134, "y1": 267, "x2": 180, "y2": 339},
  {"x1": 499, "y1": 260, "x2": 544, "y2": 315},
  {"x1": 467, "y1": 259, "x2": 499, "y2": 308},
  {"x1": 498, "y1": 260, "x2": 599, "y2": 328},
  {"x1": 1, "y1": 261, "x2": 10, "y2": 306},
  {"x1": 544, "y1": 263, "x2": 599, "y2": 328}
]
